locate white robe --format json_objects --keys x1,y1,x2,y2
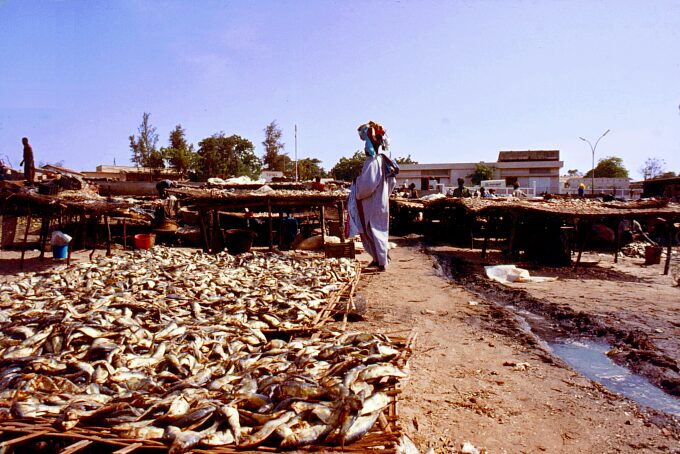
[{"x1": 352, "y1": 154, "x2": 396, "y2": 267}]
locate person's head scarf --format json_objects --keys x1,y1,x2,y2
[{"x1": 358, "y1": 121, "x2": 385, "y2": 157}]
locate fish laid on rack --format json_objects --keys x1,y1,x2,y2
[{"x1": 0, "y1": 247, "x2": 407, "y2": 450}]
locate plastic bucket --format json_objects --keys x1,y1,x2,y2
[
  {"x1": 644, "y1": 245, "x2": 662, "y2": 265},
  {"x1": 225, "y1": 229, "x2": 256, "y2": 254},
  {"x1": 134, "y1": 233, "x2": 156, "y2": 250},
  {"x1": 52, "y1": 244, "x2": 68, "y2": 259}
]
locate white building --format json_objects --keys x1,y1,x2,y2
[
  {"x1": 560, "y1": 176, "x2": 632, "y2": 197},
  {"x1": 260, "y1": 170, "x2": 284, "y2": 182},
  {"x1": 396, "y1": 150, "x2": 563, "y2": 195}
]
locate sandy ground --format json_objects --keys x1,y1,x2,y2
[
  {"x1": 1, "y1": 245, "x2": 679, "y2": 453},
  {"x1": 350, "y1": 239, "x2": 679, "y2": 453}
]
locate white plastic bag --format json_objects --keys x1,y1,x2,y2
[
  {"x1": 484, "y1": 264, "x2": 557, "y2": 284},
  {"x1": 51, "y1": 231, "x2": 72, "y2": 247}
]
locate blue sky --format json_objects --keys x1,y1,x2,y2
[{"x1": 1, "y1": 0, "x2": 679, "y2": 179}]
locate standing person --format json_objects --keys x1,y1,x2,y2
[
  {"x1": 512, "y1": 181, "x2": 527, "y2": 198},
  {"x1": 349, "y1": 121, "x2": 396, "y2": 271},
  {"x1": 407, "y1": 182, "x2": 419, "y2": 199},
  {"x1": 155, "y1": 179, "x2": 176, "y2": 198},
  {"x1": 578, "y1": 183, "x2": 586, "y2": 197},
  {"x1": 448, "y1": 178, "x2": 471, "y2": 197},
  {"x1": 19, "y1": 137, "x2": 35, "y2": 185},
  {"x1": 311, "y1": 176, "x2": 325, "y2": 191}
]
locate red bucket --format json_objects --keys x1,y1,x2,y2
[{"x1": 134, "y1": 233, "x2": 156, "y2": 250}]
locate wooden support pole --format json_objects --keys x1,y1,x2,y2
[
  {"x1": 338, "y1": 201, "x2": 346, "y2": 241},
  {"x1": 105, "y1": 215, "x2": 112, "y2": 256},
  {"x1": 575, "y1": 219, "x2": 592, "y2": 266},
  {"x1": 268, "y1": 199, "x2": 273, "y2": 251},
  {"x1": 481, "y1": 216, "x2": 490, "y2": 259},
  {"x1": 320, "y1": 205, "x2": 326, "y2": 247},
  {"x1": 278, "y1": 211, "x2": 284, "y2": 247},
  {"x1": 20, "y1": 212, "x2": 32, "y2": 270},
  {"x1": 210, "y1": 209, "x2": 225, "y2": 253},
  {"x1": 39, "y1": 215, "x2": 51, "y2": 260},
  {"x1": 123, "y1": 219, "x2": 127, "y2": 250},
  {"x1": 614, "y1": 220, "x2": 620, "y2": 263},
  {"x1": 198, "y1": 210, "x2": 209, "y2": 253},
  {"x1": 664, "y1": 220, "x2": 673, "y2": 275}
]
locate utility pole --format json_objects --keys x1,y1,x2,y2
[
  {"x1": 579, "y1": 129, "x2": 610, "y2": 195},
  {"x1": 294, "y1": 124, "x2": 298, "y2": 182}
]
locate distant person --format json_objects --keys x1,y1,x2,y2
[
  {"x1": 348, "y1": 121, "x2": 396, "y2": 271},
  {"x1": 281, "y1": 212, "x2": 299, "y2": 250},
  {"x1": 487, "y1": 188, "x2": 497, "y2": 198},
  {"x1": 19, "y1": 137, "x2": 35, "y2": 184},
  {"x1": 512, "y1": 182, "x2": 527, "y2": 198},
  {"x1": 311, "y1": 176, "x2": 325, "y2": 191},
  {"x1": 578, "y1": 183, "x2": 586, "y2": 197},
  {"x1": 448, "y1": 178, "x2": 471, "y2": 198},
  {"x1": 408, "y1": 182, "x2": 419, "y2": 199},
  {"x1": 156, "y1": 179, "x2": 176, "y2": 198},
  {"x1": 478, "y1": 187, "x2": 487, "y2": 198}
]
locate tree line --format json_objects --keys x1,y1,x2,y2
[
  {"x1": 129, "y1": 113, "x2": 418, "y2": 182},
  {"x1": 566, "y1": 157, "x2": 677, "y2": 180},
  {"x1": 132, "y1": 113, "x2": 677, "y2": 183}
]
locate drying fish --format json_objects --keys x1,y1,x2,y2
[{"x1": 0, "y1": 246, "x2": 406, "y2": 450}]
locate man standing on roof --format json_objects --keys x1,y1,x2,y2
[
  {"x1": 349, "y1": 121, "x2": 396, "y2": 271},
  {"x1": 156, "y1": 179, "x2": 176, "y2": 198},
  {"x1": 311, "y1": 176, "x2": 325, "y2": 191},
  {"x1": 19, "y1": 137, "x2": 35, "y2": 185}
]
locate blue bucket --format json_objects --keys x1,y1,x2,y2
[{"x1": 53, "y1": 244, "x2": 68, "y2": 259}]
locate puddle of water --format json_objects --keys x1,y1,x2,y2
[
  {"x1": 431, "y1": 251, "x2": 680, "y2": 417},
  {"x1": 550, "y1": 339, "x2": 680, "y2": 417}
]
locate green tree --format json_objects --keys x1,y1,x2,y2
[
  {"x1": 262, "y1": 120, "x2": 287, "y2": 171},
  {"x1": 146, "y1": 150, "x2": 166, "y2": 171},
  {"x1": 468, "y1": 162, "x2": 495, "y2": 185},
  {"x1": 196, "y1": 133, "x2": 262, "y2": 180},
  {"x1": 583, "y1": 156, "x2": 628, "y2": 178},
  {"x1": 567, "y1": 169, "x2": 581, "y2": 176},
  {"x1": 162, "y1": 124, "x2": 196, "y2": 178},
  {"x1": 296, "y1": 157, "x2": 326, "y2": 181},
  {"x1": 396, "y1": 155, "x2": 418, "y2": 164},
  {"x1": 657, "y1": 171, "x2": 677, "y2": 179},
  {"x1": 331, "y1": 151, "x2": 366, "y2": 181},
  {"x1": 129, "y1": 112, "x2": 162, "y2": 169},
  {"x1": 640, "y1": 157, "x2": 665, "y2": 180}
]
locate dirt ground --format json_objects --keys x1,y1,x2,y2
[
  {"x1": 2, "y1": 245, "x2": 679, "y2": 453},
  {"x1": 351, "y1": 238, "x2": 679, "y2": 453}
]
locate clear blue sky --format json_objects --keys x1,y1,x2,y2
[{"x1": 1, "y1": 0, "x2": 679, "y2": 179}]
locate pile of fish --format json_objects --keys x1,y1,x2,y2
[
  {"x1": 0, "y1": 247, "x2": 407, "y2": 451},
  {"x1": 620, "y1": 241, "x2": 666, "y2": 259}
]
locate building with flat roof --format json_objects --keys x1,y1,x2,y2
[
  {"x1": 82, "y1": 165, "x2": 179, "y2": 181},
  {"x1": 396, "y1": 150, "x2": 563, "y2": 194}
]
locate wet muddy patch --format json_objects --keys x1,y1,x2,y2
[
  {"x1": 551, "y1": 339, "x2": 680, "y2": 418},
  {"x1": 428, "y1": 248, "x2": 680, "y2": 420}
]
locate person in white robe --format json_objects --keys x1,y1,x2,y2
[{"x1": 349, "y1": 122, "x2": 396, "y2": 271}]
